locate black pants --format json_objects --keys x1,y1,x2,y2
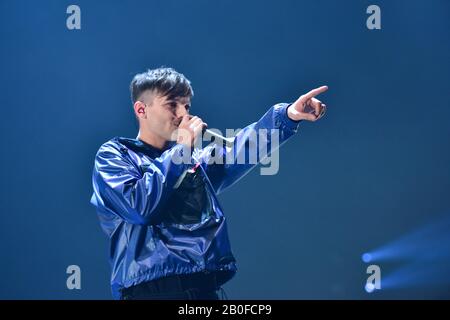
[{"x1": 121, "y1": 271, "x2": 225, "y2": 300}]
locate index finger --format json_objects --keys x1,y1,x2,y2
[{"x1": 300, "y1": 86, "x2": 328, "y2": 103}]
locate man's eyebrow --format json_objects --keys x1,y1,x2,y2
[
  {"x1": 163, "y1": 100, "x2": 177, "y2": 105},
  {"x1": 163, "y1": 99, "x2": 190, "y2": 106}
]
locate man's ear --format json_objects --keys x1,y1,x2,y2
[{"x1": 134, "y1": 101, "x2": 146, "y2": 119}]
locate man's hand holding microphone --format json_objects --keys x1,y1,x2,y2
[{"x1": 175, "y1": 115, "x2": 208, "y2": 148}]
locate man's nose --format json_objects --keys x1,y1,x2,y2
[{"x1": 176, "y1": 105, "x2": 188, "y2": 118}]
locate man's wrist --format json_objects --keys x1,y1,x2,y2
[
  {"x1": 273, "y1": 103, "x2": 301, "y2": 133},
  {"x1": 285, "y1": 104, "x2": 302, "y2": 123}
]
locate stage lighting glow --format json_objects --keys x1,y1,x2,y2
[
  {"x1": 363, "y1": 213, "x2": 450, "y2": 263},
  {"x1": 362, "y1": 213, "x2": 450, "y2": 292},
  {"x1": 362, "y1": 253, "x2": 372, "y2": 263},
  {"x1": 365, "y1": 283, "x2": 375, "y2": 293}
]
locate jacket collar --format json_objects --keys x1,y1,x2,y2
[{"x1": 116, "y1": 137, "x2": 175, "y2": 159}]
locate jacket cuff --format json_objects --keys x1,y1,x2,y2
[{"x1": 277, "y1": 103, "x2": 301, "y2": 133}]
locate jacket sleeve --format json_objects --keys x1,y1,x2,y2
[
  {"x1": 90, "y1": 142, "x2": 191, "y2": 225},
  {"x1": 197, "y1": 103, "x2": 301, "y2": 194}
]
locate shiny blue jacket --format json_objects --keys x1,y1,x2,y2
[{"x1": 90, "y1": 103, "x2": 300, "y2": 299}]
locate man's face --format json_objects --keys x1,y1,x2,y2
[{"x1": 137, "y1": 91, "x2": 191, "y2": 141}]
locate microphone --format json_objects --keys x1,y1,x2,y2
[{"x1": 202, "y1": 128, "x2": 234, "y2": 145}]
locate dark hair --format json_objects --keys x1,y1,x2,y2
[{"x1": 130, "y1": 67, "x2": 194, "y2": 104}]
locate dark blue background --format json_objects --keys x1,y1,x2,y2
[{"x1": 1, "y1": 0, "x2": 449, "y2": 299}]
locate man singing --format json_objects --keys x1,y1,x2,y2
[{"x1": 90, "y1": 67, "x2": 328, "y2": 300}]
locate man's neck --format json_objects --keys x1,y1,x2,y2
[{"x1": 136, "y1": 130, "x2": 171, "y2": 151}]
